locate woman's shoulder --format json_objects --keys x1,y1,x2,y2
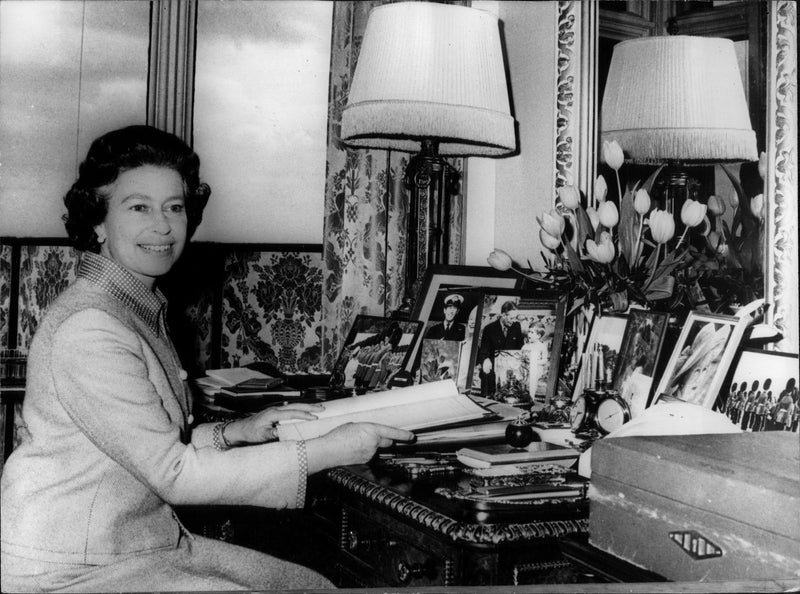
[{"x1": 35, "y1": 280, "x2": 138, "y2": 338}]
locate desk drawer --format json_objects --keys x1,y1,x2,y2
[{"x1": 341, "y1": 506, "x2": 449, "y2": 586}]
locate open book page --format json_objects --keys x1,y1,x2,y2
[{"x1": 275, "y1": 380, "x2": 492, "y2": 441}]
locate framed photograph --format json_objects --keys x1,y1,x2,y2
[
  {"x1": 418, "y1": 338, "x2": 462, "y2": 384},
  {"x1": 406, "y1": 264, "x2": 519, "y2": 377},
  {"x1": 612, "y1": 309, "x2": 670, "y2": 418},
  {"x1": 653, "y1": 311, "x2": 747, "y2": 408},
  {"x1": 331, "y1": 315, "x2": 423, "y2": 391},
  {"x1": 572, "y1": 313, "x2": 629, "y2": 401},
  {"x1": 470, "y1": 290, "x2": 565, "y2": 405},
  {"x1": 720, "y1": 349, "x2": 799, "y2": 432}
]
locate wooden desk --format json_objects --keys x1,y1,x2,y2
[{"x1": 286, "y1": 462, "x2": 591, "y2": 588}]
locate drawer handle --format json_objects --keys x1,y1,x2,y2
[
  {"x1": 396, "y1": 560, "x2": 434, "y2": 585},
  {"x1": 346, "y1": 530, "x2": 396, "y2": 551}
]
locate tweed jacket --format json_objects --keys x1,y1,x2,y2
[{"x1": 1, "y1": 253, "x2": 305, "y2": 565}]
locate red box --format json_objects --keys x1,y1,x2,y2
[{"x1": 589, "y1": 432, "x2": 800, "y2": 581}]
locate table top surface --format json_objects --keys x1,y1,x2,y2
[{"x1": 324, "y1": 460, "x2": 589, "y2": 545}]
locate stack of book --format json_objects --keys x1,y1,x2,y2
[
  {"x1": 456, "y1": 442, "x2": 581, "y2": 477},
  {"x1": 193, "y1": 367, "x2": 304, "y2": 412}
]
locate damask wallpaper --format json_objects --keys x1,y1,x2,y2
[
  {"x1": 220, "y1": 250, "x2": 323, "y2": 373},
  {"x1": 16, "y1": 245, "x2": 80, "y2": 351},
  {"x1": 0, "y1": 243, "x2": 11, "y2": 350}
]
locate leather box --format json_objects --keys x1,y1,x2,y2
[{"x1": 588, "y1": 432, "x2": 800, "y2": 581}]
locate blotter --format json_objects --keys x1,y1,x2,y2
[{"x1": 275, "y1": 380, "x2": 493, "y2": 441}]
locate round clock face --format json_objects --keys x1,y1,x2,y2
[
  {"x1": 569, "y1": 396, "x2": 588, "y2": 432},
  {"x1": 596, "y1": 397, "x2": 631, "y2": 434}
]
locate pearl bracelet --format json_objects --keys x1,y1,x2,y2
[{"x1": 295, "y1": 440, "x2": 308, "y2": 507}]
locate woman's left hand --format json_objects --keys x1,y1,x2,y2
[{"x1": 223, "y1": 403, "x2": 324, "y2": 446}]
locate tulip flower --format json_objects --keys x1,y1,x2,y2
[
  {"x1": 536, "y1": 209, "x2": 566, "y2": 238},
  {"x1": 633, "y1": 189, "x2": 651, "y2": 215},
  {"x1": 598, "y1": 200, "x2": 619, "y2": 229},
  {"x1": 649, "y1": 209, "x2": 675, "y2": 244},
  {"x1": 585, "y1": 232, "x2": 615, "y2": 264},
  {"x1": 594, "y1": 175, "x2": 608, "y2": 204},
  {"x1": 707, "y1": 231, "x2": 722, "y2": 252},
  {"x1": 707, "y1": 195, "x2": 726, "y2": 216},
  {"x1": 680, "y1": 199, "x2": 707, "y2": 228},
  {"x1": 751, "y1": 194, "x2": 764, "y2": 220},
  {"x1": 586, "y1": 207, "x2": 600, "y2": 231},
  {"x1": 539, "y1": 228, "x2": 561, "y2": 251},
  {"x1": 602, "y1": 140, "x2": 624, "y2": 171},
  {"x1": 557, "y1": 185, "x2": 581, "y2": 210},
  {"x1": 758, "y1": 151, "x2": 767, "y2": 180},
  {"x1": 728, "y1": 188, "x2": 740, "y2": 210},
  {"x1": 487, "y1": 248, "x2": 513, "y2": 271}
]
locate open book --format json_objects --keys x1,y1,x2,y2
[{"x1": 275, "y1": 380, "x2": 494, "y2": 441}]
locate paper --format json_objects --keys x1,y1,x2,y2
[
  {"x1": 275, "y1": 379, "x2": 492, "y2": 441},
  {"x1": 204, "y1": 367, "x2": 272, "y2": 387}
]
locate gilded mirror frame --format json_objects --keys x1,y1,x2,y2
[{"x1": 555, "y1": 0, "x2": 797, "y2": 352}]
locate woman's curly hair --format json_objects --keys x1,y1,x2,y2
[{"x1": 63, "y1": 125, "x2": 211, "y2": 252}]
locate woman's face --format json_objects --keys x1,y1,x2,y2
[{"x1": 94, "y1": 166, "x2": 187, "y2": 288}]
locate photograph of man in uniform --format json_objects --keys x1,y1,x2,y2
[{"x1": 425, "y1": 293, "x2": 466, "y2": 341}]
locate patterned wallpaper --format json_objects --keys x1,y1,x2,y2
[
  {"x1": 17, "y1": 245, "x2": 80, "y2": 351},
  {"x1": 219, "y1": 250, "x2": 323, "y2": 373},
  {"x1": 0, "y1": 243, "x2": 11, "y2": 350}
]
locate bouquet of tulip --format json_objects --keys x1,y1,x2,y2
[{"x1": 488, "y1": 140, "x2": 763, "y2": 316}]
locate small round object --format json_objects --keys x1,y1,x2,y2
[
  {"x1": 569, "y1": 394, "x2": 595, "y2": 433},
  {"x1": 596, "y1": 393, "x2": 632, "y2": 434},
  {"x1": 505, "y1": 419, "x2": 534, "y2": 448}
]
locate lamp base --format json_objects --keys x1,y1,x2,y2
[{"x1": 403, "y1": 139, "x2": 460, "y2": 304}]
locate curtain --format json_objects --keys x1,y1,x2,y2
[{"x1": 321, "y1": 1, "x2": 466, "y2": 370}]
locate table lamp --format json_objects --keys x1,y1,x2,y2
[
  {"x1": 340, "y1": 1, "x2": 516, "y2": 305},
  {"x1": 600, "y1": 35, "x2": 758, "y2": 215}
]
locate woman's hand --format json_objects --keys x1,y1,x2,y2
[
  {"x1": 223, "y1": 403, "x2": 324, "y2": 446},
  {"x1": 305, "y1": 422, "x2": 415, "y2": 473}
]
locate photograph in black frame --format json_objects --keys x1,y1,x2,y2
[
  {"x1": 418, "y1": 287, "x2": 484, "y2": 392},
  {"x1": 330, "y1": 315, "x2": 423, "y2": 391},
  {"x1": 407, "y1": 264, "x2": 519, "y2": 375},
  {"x1": 470, "y1": 289, "x2": 565, "y2": 405},
  {"x1": 720, "y1": 349, "x2": 799, "y2": 433},
  {"x1": 612, "y1": 309, "x2": 670, "y2": 418}
]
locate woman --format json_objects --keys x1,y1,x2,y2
[{"x1": 0, "y1": 125, "x2": 413, "y2": 592}]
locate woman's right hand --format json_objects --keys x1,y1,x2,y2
[{"x1": 305, "y1": 422, "x2": 415, "y2": 473}]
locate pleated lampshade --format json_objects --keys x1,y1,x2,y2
[
  {"x1": 601, "y1": 35, "x2": 757, "y2": 164},
  {"x1": 340, "y1": 2, "x2": 516, "y2": 157}
]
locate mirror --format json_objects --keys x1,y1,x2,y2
[{"x1": 554, "y1": 0, "x2": 797, "y2": 352}]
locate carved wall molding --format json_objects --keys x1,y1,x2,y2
[
  {"x1": 765, "y1": 1, "x2": 798, "y2": 353},
  {"x1": 555, "y1": 1, "x2": 597, "y2": 204}
]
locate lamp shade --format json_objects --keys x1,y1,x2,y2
[
  {"x1": 340, "y1": 2, "x2": 516, "y2": 156},
  {"x1": 601, "y1": 36, "x2": 757, "y2": 163}
]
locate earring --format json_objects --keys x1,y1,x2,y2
[{"x1": 97, "y1": 235, "x2": 106, "y2": 245}]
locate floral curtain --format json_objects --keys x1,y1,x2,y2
[{"x1": 321, "y1": 0, "x2": 466, "y2": 369}]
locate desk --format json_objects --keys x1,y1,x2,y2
[{"x1": 272, "y1": 462, "x2": 592, "y2": 588}]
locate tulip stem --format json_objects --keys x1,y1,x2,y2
[
  {"x1": 633, "y1": 215, "x2": 644, "y2": 267},
  {"x1": 674, "y1": 227, "x2": 689, "y2": 250},
  {"x1": 645, "y1": 243, "x2": 661, "y2": 288},
  {"x1": 614, "y1": 170, "x2": 623, "y2": 209}
]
